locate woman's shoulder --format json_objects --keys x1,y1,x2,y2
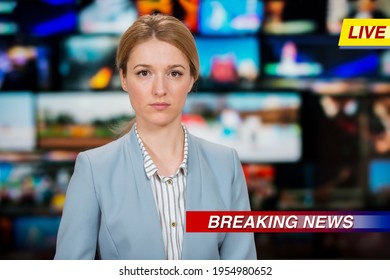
[
  {"x1": 79, "y1": 133, "x2": 129, "y2": 162},
  {"x1": 189, "y1": 133, "x2": 238, "y2": 160}
]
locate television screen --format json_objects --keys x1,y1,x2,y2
[
  {"x1": 308, "y1": 94, "x2": 361, "y2": 160},
  {"x1": 0, "y1": 0, "x2": 18, "y2": 35},
  {"x1": 369, "y1": 160, "x2": 390, "y2": 193},
  {"x1": 368, "y1": 159, "x2": 390, "y2": 208},
  {"x1": 182, "y1": 92, "x2": 301, "y2": 163},
  {"x1": 195, "y1": 36, "x2": 260, "y2": 89},
  {"x1": 302, "y1": 94, "x2": 362, "y2": 208},
  {"x1": 36, "y1": 92, "x2": 134, "y2": 149},
  {"x1": 59, "y1": 35, "x2": 121, "y2": 91},
  {"x1": 242, "y1": 163, "x2": 279, "y2": 210},
  {"x1": 326, "y1": 0, "x2": 390, "y2": 34},
  {"x1": 12, "y1": 0, "x2": 77, "y2": 37},
  {"x1": 0, "y1": 159, "x2": 72, "y2": 208},
  {"x1": 368, "y1": 96, "x2": 390, "y2": 157},
  {"x1": 199, "y1": 0, "x2": 263, "y2": 35},
  {"x1": 0, "y1": 42, "x2": 52, "y2": 91},
  {"x1": 136, "y1": 0, "x2": 199, "y2": 33},
  {"x1": 380, "y1": 50, "x2": 390, "y2": 78},
  {"x1": 77, "y1": 0, "x2": 138, "y2": 34},
  {"x1": 13, "y1": 216, "x2": 61, "y2": 250},
  {"x1": 262, "y1": 0, "x2": 327, "y2": 35},
  {"x1": 262, "y1": 35, "x2": 381, "y2": 79},
  {"x1": 0, "y1": 162, "x2": 42, "y2": 205},
  {"x1": 0, "y1": 92, "x2": 35, "y2": 152}
]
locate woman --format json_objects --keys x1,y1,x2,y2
[{"x1": 54, "y1": 14, "x2": 257, "y2": 260}]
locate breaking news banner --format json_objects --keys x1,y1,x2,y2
[
  {"x1": 186, "y1": 211, "x2": 390, "y2": 232},
  {"x1": 339, "y1": 18, "x2": 390, "y2": 49},
  {"x1": 1, "y1": 212, "x2": 390, "y2": 279}
]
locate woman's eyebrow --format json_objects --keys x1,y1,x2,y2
[
  {"x1": 167, "y1": 64, "x2": 186, "y2": 70},
  {"x1": 133, "y1": 64, "x2": 186, "y2": 70},
  {"x1": 133, "y1": 64, "x2": 150, "y2": 70}
]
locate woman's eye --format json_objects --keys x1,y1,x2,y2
[
  {"x1": 170, "y1": 71, "x2": 183, "y2": 77},
  {"x1": 137, "y1": 70, "x2": 149, "y2": 77}
]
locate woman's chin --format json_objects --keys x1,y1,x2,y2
[{"x1": 146, "y1": 116, "x2": 180, "y2": 127}]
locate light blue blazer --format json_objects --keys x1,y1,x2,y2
[{"x1": 54, "y1": 126, "x2": 257, "y2": 260}]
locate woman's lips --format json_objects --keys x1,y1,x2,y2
[{"x1": 150, "y1": 103, "x2": 170, "y2": 110}]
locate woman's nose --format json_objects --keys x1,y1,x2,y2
[{"x1": 153, "y1": 74, "x2": 167, "y2": 96}]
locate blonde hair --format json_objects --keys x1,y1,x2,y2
[
  {"x1": 117, "y1": 13, "x2": 199, "y2": 80},
  {"x1": 114, "y1": 14, "x2": 199, "y2": 136}
]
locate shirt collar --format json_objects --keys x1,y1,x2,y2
[{"x1": 135, "y1": 123, "x2": 188, "y2": 179}]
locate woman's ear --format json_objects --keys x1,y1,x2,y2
[
  {"x1": 120, "y1": 69, "x2": 128, "y2": 91},
  {"x1": 188, "y1": 77, "x2": 195, "y2": 93},
  {"x1": 189, "y1": 78, "x2": 198, "y2": 94}
]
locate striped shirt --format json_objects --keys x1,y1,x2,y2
[{"x1": 135, "y1": 124, "x2": 188, "y2": 260}]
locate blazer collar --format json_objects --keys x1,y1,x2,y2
[
  {"x1": 125, "y1": 126, "x2": 204, "y2": 260},
  {"x1": 126, "y1": 125, "x2": 203, "y2": 209}
]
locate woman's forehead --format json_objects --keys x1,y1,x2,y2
[{"x1": 128, "y1": 39, "x2": 189, "y2": 66}]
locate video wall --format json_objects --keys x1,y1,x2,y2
[{"x1": 1, "y1": 0, "x2": 390, "y2": 259}]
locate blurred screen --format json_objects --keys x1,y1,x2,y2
[
  {"x1": 369, "y1": 160, "x2": 390, "y2": 193},
  {"x1": 182, "y1": 92, "x2": 301, "y2": 163},
  {"x1": 303, "y1": 94, "x2": 363, "y2": 201},
  {"x1": 136, "y1": 0, "x2": 199, "y2": 33},
  {"x1": 77, "y1": 0, "x2": 138, "y2": 34},
  {"x1": 0, "y1": 92, "x2": 35, "y2": 152},
  {"x1": 380, "y1": 50, "x2": 390, "y2": 78},
  {"x1": 195, "y1": 36, "x2": 260, "y2": 88},
  {"x1": 36, "y1": 92, "x2": 133, "y2": 149},
  {"x1": 262, "y1": 0, "x2": 327, "y2": 35},
  {"x1": 199, "y1": 0, "x2": 262, "y2": 35},
  {"x1": 59, "y1": 35, "x2": 121, "y2": 91},
  {"x1": 327, "y1": 0, "x2": 390, "y2": 34},
  {"x1": 0, "y1": 162, "x2": 63, "y2": 206},
  {"x1": 0, "y1": 158, "x2": 73, "y2": 213},
  {"x1": 368, "y1": 159, "x2": 390, "y2": 208},
  {"x1": 0, "y1": 0, "x2": 18, "y2": 35},
  {"x1": 263, "y1": 35, "x2": 381, "y2": 79},
  {"x1": 0, "y1": 42, "x2": 51, "y2": 91},
  {"x1": 311, "y1": 95, "x2": 361, "y2": 160},
  {"x1": 13, "y1": 216, "x2": 61, "y2": 250},
  {"x1": 12, "y1": 0, "x2": 77, "y2": 37},
  {"x1": 242, "y1": 163, "x2": 278, "y2": 210},
  {"x1": 368, "y1": 96, "x2": 390, "y2": 157}
]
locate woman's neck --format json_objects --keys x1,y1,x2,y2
[{"x1": 136, "y1": 121, "x2": 185, "y2": 176}]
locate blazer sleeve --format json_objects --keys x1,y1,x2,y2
[
  {"x1": 54, "y1": 152, "x2": 101, "y2": 260},
  {"x1": 219, "y1": 149, "x2": 258, "y2": 260}
]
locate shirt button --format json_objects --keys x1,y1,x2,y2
[
  {"x1": 167, "y1": 179, "x2": 173, "y2": 185},
  {"x1": 171, "y1": 222, "x2": 176, "y2": 228}
]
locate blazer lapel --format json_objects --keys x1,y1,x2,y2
[
  {"x1": 184, "y1": 134, "x2": 203, "y2": 211},
  {"x1": 120, "y1": 128, "x2": 166, "y2": 259},
  {"x1": 182, "y1": 134, "x2": 205, "y2": 259},
  {"x1": 182, "y1": 134, "x2": 229, "y2": 260}
]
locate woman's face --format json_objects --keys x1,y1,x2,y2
[{"x1": 120, "y1": 38, "x2": 194, "y2": 128}]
